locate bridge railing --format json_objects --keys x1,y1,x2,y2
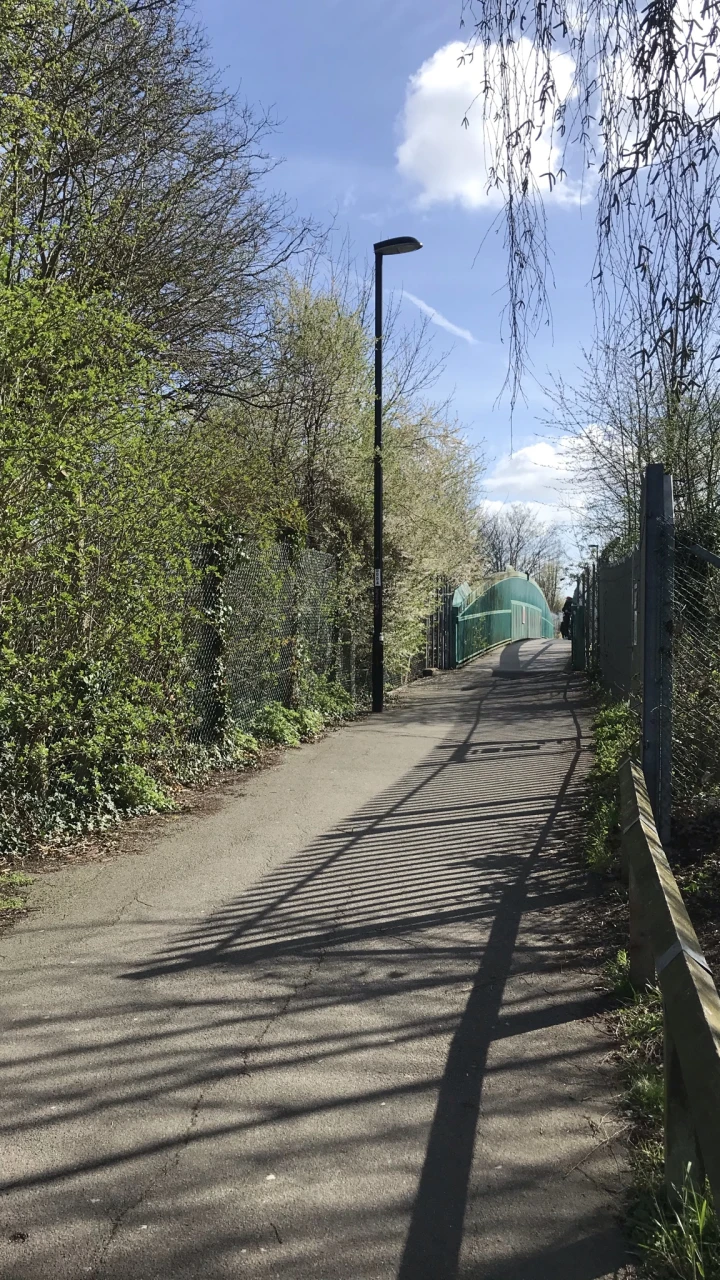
[{"x1": 619, "y1": 757, "x2": 720, "y2": 1204}]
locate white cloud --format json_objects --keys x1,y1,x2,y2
[
  {"x1": 402, "y1": 291, "x2": 477, "y2": 344},
  {"x1": 397, "y1": 40, "x2": 585, "y2": 210},
  {"x1": 397, "y1": 20, "x2": 720, "y2": 215},
  {"x1": 483, "y1": 440, "x2": 582, "y2": 526}
]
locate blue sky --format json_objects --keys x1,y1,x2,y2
[{"x1": 195, "y1": 0, "x2": 596, "y2": 541}]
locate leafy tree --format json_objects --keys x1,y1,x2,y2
[
  {"x1": 201, "y1": 264, "x2": 484, "y2": 682},
  {"x1": 0, "y1": 4, "x2": 486, "y2": 861},
  {"x1": 0, "y1": 281, "x2": 202, "y2": 851},
  {"x1": 0, "y1": 0, "x2": 304, "y2": 401},
  {"x1": 533, "y1": 561, "x2": 563, "y2": 613}
]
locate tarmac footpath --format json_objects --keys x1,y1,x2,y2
[{"x1": 0, "y1": 639, "x2": 631, "y2": 1279}]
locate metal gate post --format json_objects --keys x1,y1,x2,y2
[
  {"x1": 450, "y1": 604, "x2": 459, "y2": 669},
  {"x1": 197, "y1": 537, "x2": 225, "y2": 744},
  {"x1": 640, "y1": 464, "x2": 674, "y2": 842}
]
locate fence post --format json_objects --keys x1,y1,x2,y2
[
  {"x1": 627, "y1": 859, "x2": 655, "y2": 990},
  {"x1": 444, "y1": 583, "x2": 452, "y2": 669},
  {"x1": 664, "y1": 1014, "x2": 706, "y2": 1201},
  {"x1": 450, "y1": 604, "x2": 458, "y2": 669},
  {"x1": 592, "y1": 561, "x2": 598, "y2": 667},
  {"x1": 587, "y1": 565, "x2": 593, "y2": 669},
  {"x1": 640, "y1": 464, "x2": 674, "y2": 843},
  {"x1": 586, "y1": 566, "x2": 591, "y2": 669},
  {"x1": 197, "y1": 537, "x2": 225, "y2": 744},
  {"x1": 661, "y1": 473, "x2": 674, "y2": 843},
  {"x1": 579, "y1": 570, "x2": 586, "y2": 670}
]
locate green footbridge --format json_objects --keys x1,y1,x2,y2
[{"x1": 448, "y1": 571, "x2": 555, "y2": 667}]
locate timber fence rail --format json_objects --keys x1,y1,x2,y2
[{"x1": 619, "y1": 757, "x2": 720, "y2": 1204}]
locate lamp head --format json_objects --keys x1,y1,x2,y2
[{"x1": 374, "y1": 236, "x2": 423, "y2": 256}]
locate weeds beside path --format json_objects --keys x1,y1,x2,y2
[
  {"x1": 0, "y1": 680, "x2": 359, "y2": 929},
  {"x1": 582, "y1": 693, "x2": 720, "y2": 1279}
]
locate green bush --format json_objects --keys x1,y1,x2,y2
[
  {"x1": 584, "y1": 699, "x2": 640, "y2": 871},
  {"x1": 0, "y1": 283, "x2": 202, "y2": 855},
  {"x1": 247, "y1": 665, "x2": 361, "y2": 748},
  {"x1": 250, "y1": 695, "x2": 342, "y2": 747},
  {"x1": 305, "y1": 674, "x2": 355, "y2": 721},
  {"x1": 225, "y1": 730, "x2": 261, "y2": 766},
  {"x1": 295, "y1": 707, "x2": 324, "y2": 739},
  {"x1": 251, "y1": 702, "x2": 303, "y2": 747}
]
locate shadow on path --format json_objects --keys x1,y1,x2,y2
[{"x1": 0, "y1": 641, "x2": 627, "y2": 1280}]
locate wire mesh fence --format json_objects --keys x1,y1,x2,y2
[
  {"x1": 576, "y1": 466, "x2": 720, "y2": 831},
  {"x1": 672, "y1": 537, "x2": 720, "y2": 815},
  {"x1": 188, "y1": 540, "x2": 342, "y2": 743}
]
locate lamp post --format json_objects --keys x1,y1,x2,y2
[{"x1": 372, "y1": 235, "x2": 422, "y2": 713}]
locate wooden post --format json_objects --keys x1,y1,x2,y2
[
  {"x1": 619, "y1": 758, "x2": 720, "y2": 1208},
  {"x1": 628, "y1": 846, "x2": 656, "y2": 989},
  {"x1": 620, "y1": 752, "x2": 655, "y2": 988},
  {"x1": 664, "y1": 1013, "x2": 706, "y2": 1201}
]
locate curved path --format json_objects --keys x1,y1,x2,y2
[{"x1": 0, "y1": 640, "x2": 630, "y2": 1279}]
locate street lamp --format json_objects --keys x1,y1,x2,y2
[{"x1": 372, "y1": 235, "x2": 423, "y2": 713}]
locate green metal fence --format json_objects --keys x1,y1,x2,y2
[{"x1": 455, "y1": 572, "x2": 555, "y2": 665}]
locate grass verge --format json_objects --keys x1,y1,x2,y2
[
  {"x1": 583, "y1": 696, "x2": 640, "y2": 873},
  {"x1": 0, "y1": 870, "x2": 34, "y2": 928},
  {"x1": 585, "y1": 696, "x2": 720, "y2": 1277},
  {"x1": 604, "y1": 952, "x2": 720, "y2": 1278},
  {"x1": 0, "y1": 675, "x2": 360, "y2": 890}
]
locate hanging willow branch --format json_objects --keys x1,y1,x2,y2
[{"x1": 459, "y1": 0, "x2": 720, "y2": 406}]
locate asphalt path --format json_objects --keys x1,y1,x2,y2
[{"x1": 0, "y1": 639, "x2": 630, "y2": 1279}]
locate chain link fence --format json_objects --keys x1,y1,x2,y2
[
  {"x1": 672, "y1": 537, "x2": 720, "y2": 815},
  {"x1": 575, "y1": 467, "x2": 720, "y2": 831},
  {"x1": 188, "y1": 540, "x2": 342, "y2": 743}
]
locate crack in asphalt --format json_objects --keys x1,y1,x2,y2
[{"x1": 89, "y1": 877, "x2": 357, "y2": 1276}]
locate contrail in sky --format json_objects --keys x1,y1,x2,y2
[{"x1": 402, "y1": 291, "x2": 477, "y2": 345}]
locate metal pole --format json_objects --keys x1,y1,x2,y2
[
  {"x1": 661, "y1": 472, "x2": 675, "y2": 842},
  {"x1": 372, "y1": 251, "x2": 384, "y2": 712},
  {"x1": 589, "y1": 563, "x2": 594, "y2": 670},
  {"x1": 641, "y1": 463, "x2": 674, "y2": 841}
]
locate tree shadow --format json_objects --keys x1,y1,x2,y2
[{"x1": 0, "y1": 643, "x2": 628, "y2": 1279}]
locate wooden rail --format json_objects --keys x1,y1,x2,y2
[{"x1": 619, "y1": 759, "x2": 720, "y2": 1203}]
